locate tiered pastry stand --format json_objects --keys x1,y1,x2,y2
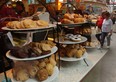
[
  {"x1": 56, "y1": 23, "x2": 89, "y2": 66},
  {"x1": 2, "y1": 24, "x2": 59, "y2": 82}
]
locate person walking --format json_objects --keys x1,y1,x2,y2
[
  {"x1": 96, "y1": 12, "x2": 105, "y2": 42},
  {"x1": 100, "y1": 11, "x2": 113, "y2": 48}
]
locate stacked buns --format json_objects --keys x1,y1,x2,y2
[
  {"x1": 82, "y1": 41, "x2": 96, "y2": 47},
  {"x1": 59, "y1": 44, "x2": 86, "y2": 58},
  {"x1": 12, "y1": 54, "x2": 56, "y2": 81},
  {"x1": 76, "y1": 27, "x2": 92, "y2": 35},
  {"x1": 61, "y1": 13, "x2": 86, "y2": 24},
  {"x1": 10, "y1": 40, "x2": 56, "y2": 58},
  {"x1": 6, "y1": 19, "x2": 48, "y2": 29}
]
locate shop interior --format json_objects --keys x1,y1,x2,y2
[{"x1": 0, "y1": 0, "x2": 116, "y2": 82}]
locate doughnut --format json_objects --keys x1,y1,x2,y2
[{"x1": 71, "y1": 37, "x2": 82, "y2": 42}]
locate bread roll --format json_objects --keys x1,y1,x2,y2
[
  {"x1": 15, "y1": 21, "x2": 22, "y2": 29},
  {"x1": 15, "y1": 69, "x2": 29, "y2": 81},
  {"x1": 67, "y1": 49, "x2": 78, "y2": 57},
  {"x1": 37, "y1": 68, "x2": 48, "y2": 81},
  {"x1": 76, "y1": 50, "x2": 83, "y2": 58},
  {"x1": 38, "y1": 61, "x2": 46, "y2": 69},
  {"x1": 74, "y1": 14, "x2": 79, "y2": 18},
  {"x1": 46, "y1": 63, "x2": 54, "y2": 76},
  {"x1": 36, "y1": 20, "x2": 48, "y2": 27},
  {"x1": 61, "y1": 18, "x2": 74, "y2": 24},
  {"x1": 22, "y1": 19, "x2": 37, "y2": 28},
  {"x1": 64, "y1": 13, "x2": 71, "y2": 19},
  {"x1": 49, "y1": 57, "x2": 56, "y2": 67},
  {"x1": 28, "y1": 66, "x2": 39, "y2": 78}
]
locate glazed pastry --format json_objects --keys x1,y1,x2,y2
[
  {"x1": 65, "y1": 34, "x2": 74, "y2": 39},
  {"x1": 37, "y1": 68, "x2": 48, "y2": 81},
  {"x1": 46, "y1": 63, "x2": 54, "y2": 76},
  {"x1": 71, "y1": 37, "x2": 82, "y2": 42}
]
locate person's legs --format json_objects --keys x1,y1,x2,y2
[
  {"x1": 100, "y1": 32, "x2": 107, "y2": 47},
  {"x1": 95, "y1": 33, "x2": 101, "y2": 42},
  {"x1": 107, "y1": 34, "x2": 111, "y2": 46}
]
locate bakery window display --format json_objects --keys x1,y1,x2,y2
[{"x1": 11, "y1": 55, "x2": 59, "y2": 82}]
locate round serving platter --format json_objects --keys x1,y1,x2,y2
[{"x1": 6, "y1": 46, "x2": 58, "y2": 61}]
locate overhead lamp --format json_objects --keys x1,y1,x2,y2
[{"x1": 59, "y1": 0, "x2": 63, "y2": 2}]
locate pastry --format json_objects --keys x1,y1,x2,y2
[
  {"x1": 63, "y1": 13, "x2": 71, "y2": 19},
  {"x1": 61, "y1": 18, "x2": 74, "y2": 24},
  {"x1": 14, "y1": 69, "x2": 29, "y2": 81},
  {"x1": 71, "y1": 37, "x2": 82, "y2": 42},
  {"x1": 65, "y1": 34, "x2": 74, "y2": 39},
  {"x1": 15, "y1": 21, "x2": 22, "y2": 29},
  {"x1": 32, "y1": 47, "x2": 42, "y2": 56},
  {"x1": 46, "y1": 63, "x2": 54, "y2": 76},
  {"x1": 38, "y1": 61, "x2": 46, "y2": 69},
  {"x1": 27, "y1": 66, "x2": 39, "y2": 78},
  {"x1": 59, "y1": 46, "x2": 66, "y2": 57},
  {"x1": 76, "y1": 50, "x2": 83, "y2": 58},
  {"x1": 41, "y1": 40, "x2": 56, "y2": 48},
  {"x1": 22, "y1": 19, "x2": 37, "y2": 28},
  {"x1": 49, "y1": 57, "x2": 56, "y2": 67},
  {"x1": 66, "y1": 48, "x2": 78, "y2": 57},
  {"x1": 74, "y1": 14, "x2": 79, "y2": 18},
  {"x1": 10, "y1": 46, "x2": 29, "y2": 58},
  {"x1": 44, "y1": 58, "x2": 50, "y2": 64},
  {"x1": 41, "y1": 43, "x2": 51, "y2": 51},
  {"x1": 6, "y1": 22, "x2": 12, "y2": 28},
  {"x1": 37, "y1": 68, "x2": 48, "y2": 81},
  {"x1": 36, "y1": 20, "x2": 48, "y2": 27}
]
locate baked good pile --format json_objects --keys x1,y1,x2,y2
[
  {"x1": 12, "y1": 55, "x2": 57, "y2": 81},
  {"x1": 59, "y1": 44, "x2": 86, "y2": 58},
  {"x1": 6, "y1": 19, "x2": 48, "y2": 29},
  {"x1": 10, "y1": 40, "x2": 56, "y2": 58},
  {"x1": 61, "y1": 13, "x2": 87, "y2": 24},
  {"x1": 59, "y1": 34, "x2": 82, "y2": 42}
]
